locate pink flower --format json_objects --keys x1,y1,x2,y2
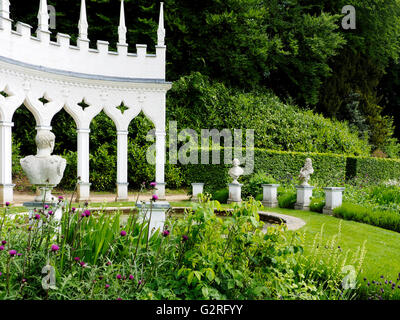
[
  {"x1": 84, "y1": 210, "x2": 91, "y2": 217},
  {"x1": 34, "y1": 214, "x2": 40, "y2": 220},
  {"x1": 1, "y1": 240, "x2": 6, "y2": 245},
  {"x1": 120, "y1": 230, "x2": 127, "y2": 237},
  {"x1": 105, "y1": 284, "x2": 110, "y2": 289},
  {"x1": 152, "y1": 194, "x2": 158, "y2": 201},
  {"x1": 116, "y1": 274, "x2": 122, "y2": 280},
  {"x1": 51, "y1": 244, "x2": 59, "y2": 252},
  {"x1": 129, "y1": 275, "x2": 134, "y2": 280},
  {"x1": 150, "y1": 182, "x2": 157, "y2": 187},
  {"x1": 0, "y1": 246, "x2": 4, "y2": 251},
  {"x1": 74, "y1": 257, "x2": 80, "y2": 262},
  {"x1": 5, "y1": 202, "x2": 10, "y2": 207},
  {"x1": 48, "y1": 210, "x2": 54, "y2": 216},
  {"x1": 9, "y1": 250, "x2": 17, "y2": 257},
  {"x1": 44, "y1": 205, "x2": 49, "y2": 209},
  {"x1": 162, "y1": 230, "x2": 170, "y2": 237}
]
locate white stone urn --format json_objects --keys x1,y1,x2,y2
[{"x1": 20, "y1": 130, "x2": 67, "y2": 202}]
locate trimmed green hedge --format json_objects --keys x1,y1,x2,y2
[
  {"x1": 346, "y1": 156, "x2": 400, "y2": 183},
  {"x1": 182, "y1": 148, "x2": 400, "y2": 195}
]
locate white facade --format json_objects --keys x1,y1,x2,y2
[{"x1": 0, "y1": 0, "x2": 171, "y2": 205}]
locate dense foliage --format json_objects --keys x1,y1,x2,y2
[{"x1": 0, "y1": 197, "x2": 351, "y2": 300}]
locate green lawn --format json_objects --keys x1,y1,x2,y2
[
  {"x1": 6, "y1": 198, "x2": 400, "y2": 298},
  {"x1": 170, "y1": 201, "x2": 400, "y2": 298}
]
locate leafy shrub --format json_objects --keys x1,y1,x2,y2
[
  {"x1": 278, "y1": 192, "x2": 297, "y2": 209},
  {"x1": 242, "y1": 172, "x2": 277, "y2": 199},
  {"x1": 333, "y1": 203, "x2": 400, "y2": 233},
  {"x1": 310, "y1": 197, "x2": 326, "y2": 213},
  {"x1": 168, "y1": 73, "x2": 371, "y2": 155},
  {"x1": 211, "y1": 188, "x2": 229, "y2": 204}
]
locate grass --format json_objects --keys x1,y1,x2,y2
[
  {"x1": 6, "y1": 197, "x2": 400, "y2": 298},
  {"x1": 171, "y1": 200, "x2": 400, "y2": 298}
]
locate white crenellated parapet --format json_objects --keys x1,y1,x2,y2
[
  {"x1": 0, "y1": 1, "x2": 172, "y2": 205},
  {"x1": 0, "y1": 2, "x2": 167, "y2": 80}
]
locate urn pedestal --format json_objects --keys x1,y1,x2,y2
[
  {"x1": 136, "y1": 201, "x2": 171, "y2": 238},
  {"x1": 261, "y1": 184, "x2": 280, "y2": 208},
  {"x1": 227, "y1": 183, "x2": 242, "y2": 204},
  {"x1": 191, "y1": 183, "x2": 204, "y2": 201},
  {"x1": 294, "y1": 185, "x2": 314, "y2": 211},
  {"x1": 323, "y1": 187, "x2": 345, "y2": 215}
]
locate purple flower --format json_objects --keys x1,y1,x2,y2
[
  {"x1": 51, "y1": 244, "x2": 59, "y2": 252},
  {"x1": 72, "y1": 207, "x2": 76, "y2": 212},
  {"x1": 84, "y1": 210, "x2": 91, "y2": 217},
  {"x1": 80, "y1": 261, "x2": 86, "y2": 267},
  {"x1": 150, "y1": 182, "x2": 157, "y2": 187},
  {"x1": 105, "y1": 284, "x2": 110, "y2": 289},
  {"x1": 138, "y1": 280, "x2": 142, "y2": 285},
  {"x1": 152, "y1": 194, "x2": 158, "y2": 201},
  {"x1": 74, "y1": 257, "x2": 80, "y2": 262},
  {"x1": 58, "y1": 196, "x2": 64, "y2": 200},
  {"x1": 5, "y1": 202, "x2": 10, "y2": 207},
  {"x1": 182, "y1": 235, "x2": 188, "y2": 242},
  {"x1": 129, "y1": 275, "x2": 134, "y2": 280},
  {"x1": 0, "y1": 246, "x2": 4, "y2": 251},
  {"x1": 162, "y1": 230, "x2": 170, "y2": 237},
  {"x1": 44, "y1": 205, "x2": 49, "y2": 210},
  {"x1": 116, "y1": 274, "x2": 122, "y2": 280},
  {"x1": 22, "y1": 278, "x2": 27, "y2": 283},
  {"x1": 9, "y1": 250, "x2": 17, "y2": 257},
  {"x1": 81, "y1": 213, "x2": 86, "y2": 218},
  {"x1": 1, "y1": 240, "x2": 6, "y2": 245},
  {"x1": 120, "y1": 230, "x2": 127, "y2": 237},
  {"x1": 0, "y1": 272, "x2": 2, "y2": 276},
  {"x1": 17, "y1": 253, "x2": 22, "y2": 256},
  {"x1": 48, "y1": 210, "x2": 54, "y2": 216},
  {"x1": 34, "y1": 214, "x2": 40, "y2": 220}
]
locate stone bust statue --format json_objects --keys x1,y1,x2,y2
[
  {"x1": 229, "y1": 158, "x2": 244, "y2": 184},
  {"x1": 20, "y1": 131, "x2": 67, "y2": 201},
  {"x1": 298, "y1": 158, "x2": 314, "y2": 186}
]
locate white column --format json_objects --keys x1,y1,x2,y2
[
  {"x1": 0, "y1": 121, "x2": 14, "y2": 206},
  {"x1": 116, "y1": 130, "x2": 129, "y2": 201},
  {"x1": 155, "y1": 130, "x2": 166, "y2": 199},
  {"x1": 77, "y1": 128, "x2": 91, "y2": 202}
]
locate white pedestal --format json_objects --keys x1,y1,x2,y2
[
  {"x1": 323, "y1": 187, "x2": 345, "y2": 215},
  {"x1": 295, "y1": 185, "x2": 314, "y2": 211},
  {"x1": 261, "y1": 184, "x2": 279, "y2": 208},
  {"x1": 228, "y1": 183, "x2": 242, "y2": 204},
  {"x1": 191, "y1": 183, "x2": 204, "y2": 201},
  {"x1": 76, "y1": 182, "x2": 91, "y2": 202},
  {"x1": 136, "y1": 201, "x2": 170, "y2": 238},
  {"x1": 116, "y1": 182, "x2": 129, "y2": 201},
  {"x1": 0, "y1": 184, "x2": 15, "y2": 206},
  {"x1": 24, "y1": 201, "x2": 63, "y2": 231},
  {"x1": 155, "y1": 182, "x2": 166, "y2": 200}
]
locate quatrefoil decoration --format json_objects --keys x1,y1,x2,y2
[
  {"x1": 116, "y1": 102, "x2": 129, "y2": 114},
  {"x1": 38, "y1": 95, "x2": 51, "y2": 105},
  {"x1": 78, "y1": 99, "x2": 90, "y2": 111}
]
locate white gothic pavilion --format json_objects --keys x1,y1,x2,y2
[{"x1": 0, "y1": 0, "x2": 171, "y2": 205}]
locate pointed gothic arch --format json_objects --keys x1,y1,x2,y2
[{"x1": 0, "y1": 0, "x2": 171, "y2": 205}]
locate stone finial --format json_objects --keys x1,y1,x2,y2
[
  {"x1": 0, "y1": 0, "x2": 10, "y2": 19},
  {"x1": 229, "y1": 158, "x2": 244, "y2": 184},
  {"x1": 299, "y1": 158, "x2": 314, "y2": 186},
  {"x1": 118, "y1": 0, "x2": 127, "y2": 45},
  {"x1": 157, "y1": 2, "x2": 165, "y2": 46},
  {"x1": 37, "y1": 0, "x2": 49, "y2": 32},
  {"x1": 78, "y1": 0, "x2": 89, "y2": 41}
]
